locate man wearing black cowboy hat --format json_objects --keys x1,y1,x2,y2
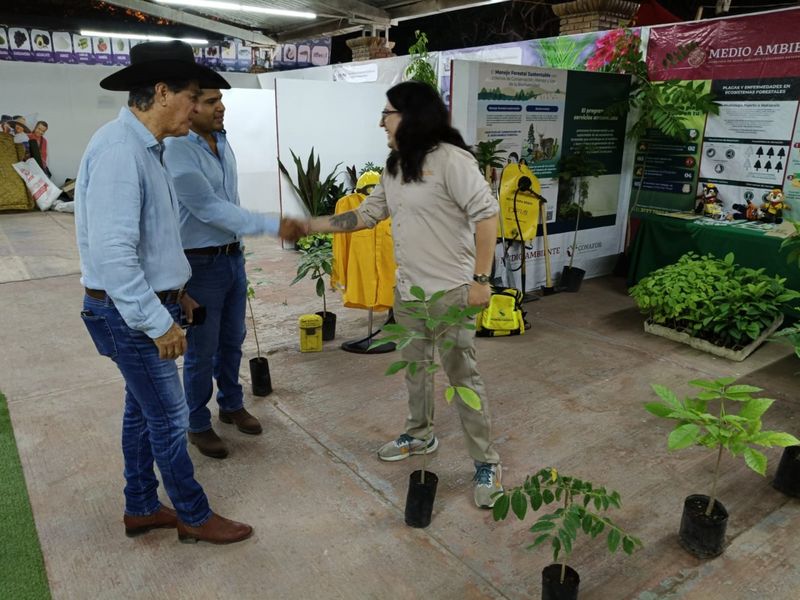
[{"x1": 75, "y1": 40, "x2": 252, "y2": 544}]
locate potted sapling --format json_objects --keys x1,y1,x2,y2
[
  {"x1": 646, "y1": 377, "x2": 799, "y2": 558},
  {"x1": 371, "y1": 286, "x2": 483, "y2": 528},
  {"x1": 556, "y1": 148, "x2": 605, "y2": 292},
  {"x1": 493, "y1": 468, "x2": 641, "y2": 600},
  {"x1": 769, "y1": 217, "x2": 800, "y2": 497},
  {"x1": 291, "y1": 237, "x2": 337, "y2": 340},
  {"x1": 473, "y1": 138, "x2": 506, "y2": 190},
  {"x1": 246, "y1": 271, "x2": 271, "y2": 397}
]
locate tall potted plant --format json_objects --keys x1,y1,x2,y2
[
  {"x1": 279, "y1": 147, "x2": 342, "y2": 220},
  {"x1": 246, "y1": 269, "x2": 271, "y2": 396},
  {"x1": 556, "y1": 147, "x2": 605, "y2": 292},
  {"x1": 600, "y1": 31, "x2": 719, "y2": 260},
  {"x1": 646, "y1": 377, "x2": 799, "y2": 557},
  {"x1": 371, "y1": 286, "x2": 483, "y2": 528},
  {"x1": 493, "y1": 468, "x2": 641, "y2": 600},
  {"x1": 291, "y1": 237, "x2": 336, "y2": 340},
  {"x1": 769, "y1": 217, "x2": 800, "y2": 496}
]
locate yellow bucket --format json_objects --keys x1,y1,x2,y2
[{"x1": 299, "y1": 314, "x2": 323, "y2": 352}]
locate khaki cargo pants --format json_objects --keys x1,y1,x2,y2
[{"x1": 394, "y1": 284, "x2": 500, "y2": 464}]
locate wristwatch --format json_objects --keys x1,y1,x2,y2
[{"x1": 473, "y1": 273, "x2": 491, "y2": 285}]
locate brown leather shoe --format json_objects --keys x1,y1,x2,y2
[
  {"x1": 177, "y1": 512, "x2": 253, "y2": 544},
  {"x1": 124, "y1": 505, "x2": 178, "y2": 537},
  {"x1": 219, "y1": 407, "x2": 263, "y2": 435},
  {"x1": 188, "y1": 429, "x2": 229, "y2": 459}
]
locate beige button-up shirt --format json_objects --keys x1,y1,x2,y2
[{"x1": 357, "y1": 143, "x2": 498, "y2": 301}]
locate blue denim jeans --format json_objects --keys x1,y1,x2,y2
[
  {"x1": 184, "y1": 252, "x2": 248, "y2": 433},
  {"x1": 81, "y1": 294, "x2": 211, "y2": 526}
]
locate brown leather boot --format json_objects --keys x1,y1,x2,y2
[
  {"x1": 219, "y1": 408, "x2": 263, "y2": 435},
  {"x1": 188, "y1": 428, "x2": 229, "y2": 459},
  {"x1": 124, "y1": 505, "x2": 178, "y2": 537},
  {"x1": 177, "y1": 512, "x2": 253, "y2": 544}
]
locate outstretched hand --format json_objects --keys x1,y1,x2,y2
[{"x1": 279, "y1": 218, "x2": 309, "y2": 242}]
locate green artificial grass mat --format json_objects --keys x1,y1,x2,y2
[{"x1": 0, "y1": 392, "x2": 51, "y2": 600}]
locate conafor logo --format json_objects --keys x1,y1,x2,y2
[{"x1": 566, "y1": 241, "x2": 602, "y2": 258}]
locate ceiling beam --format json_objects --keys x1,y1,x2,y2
[
  {"x1": 388, "y1": 0, "x2": 510, "y2": 21},
  {"x1": 312, "y1": 0, "x2": 392, "y2": 23},
  {"x1": 274, "y1": 19, "x2": 365, "y2": 44},
  {"x1": 103, "y1": 0, "x2": 277, "y2": 45}
]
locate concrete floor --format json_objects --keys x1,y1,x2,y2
[{"x1": 1, "y1": 211, "x2": 799, "y2": 600}]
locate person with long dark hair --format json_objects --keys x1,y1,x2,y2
[{"x1": 306, "y1": 81, "x2": 503, "y2": 508}]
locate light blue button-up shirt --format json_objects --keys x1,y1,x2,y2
[
  {"x1": 163, "y1": 130, "x2": 278, "y2": 249},
  {"x1": 75, "y1": 107, "x2": 191, "y2": 339}
]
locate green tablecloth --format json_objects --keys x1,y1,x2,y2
[{"x1": 627, "y1": 213, "x2": 800, "y2": 291}]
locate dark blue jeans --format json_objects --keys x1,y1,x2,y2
[
  {"x1": 81, "y1": 295, "x2": 211, "y2": 526},
  {"x1": 184, "y1": 252, "x2": 248, "y2": 433}
]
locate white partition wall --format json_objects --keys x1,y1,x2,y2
[
  {"x1": 274, "y1": 79, "x2": 390, "y2": 216},
  {"x1": 222, "y1": 88, "x2": 278, "y2": 213}
]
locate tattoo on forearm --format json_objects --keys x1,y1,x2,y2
[{"x1": 329, "y1": 211, "x2": 358, "y2": 231}]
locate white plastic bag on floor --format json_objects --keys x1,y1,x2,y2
[{"x1": 12, "y1": 158, "x2": 62, "y2": 211}]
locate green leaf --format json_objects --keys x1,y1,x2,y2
[
  {"x1": 410, "y1": 286, "x2": 426, "y2": 301},
  {"x1": 529, "y1": 519, "x2": 556, "y2": 533},
  {"x1": 739, "y1": 398, "x2": 774, "y2": 420},
  {"x1": 492, "y1": 493, "x2": 510, "y2": 521},
  {"x1": 426, "y1": 364, "x2": 439, "y2": 374},
  {"x1": 651, "y1": 384, "x2": 680, "y2": 408},
  {"x1": 608, "y1": 528, "x2": 621, "y2": 552},
  {"x1": 622, "y1": 536, "x2": 636, "y2": 555},
  {"x1": 725, "y1": 384, "x2": 763, "y2": 394},
  {"x1": 315, "y1": 277, "x2": 325, "y2": 297},
  {"x1": 743, "y1": 447, "x2": 768, "y2": 476},
  {"x1": 542, "y1": 489, "x2": 555, "y2": 504},
  {"x1": 511, "y1": 490, "x2": 528, "y2": 520},
  {"x1": 752, "y1": 431, "x2": 800, "y2": 447},
  {"x1": 408, "y1": 362, "x2": 418, "y2": 377},
  {"x1": 551, "y1": 536, "x2": 562, "y2": 562},
  {"x1": 444, "y1": 387, "x2": 455, "y2": 404},
  {"x1": 668, "y1": 423, "x2": 701, "y2": 450},
  {"x1": 644, "y1": 402, "x2": 673, "y2": 418},
  {"x1": 529, "y1": 533, "x2": 551, "y2": 549},
  {"x1": 385, "y1": 361, "x2": 408, "y2": 376},
  {"x1": 531, "y1": 491, "x2": 543, "y2": 511},
  {"x1": 455, "y1": 386, "x2": 481, "y2": 410}
]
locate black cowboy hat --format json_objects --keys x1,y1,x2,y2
[{"x1": 100, "y1": 40, "x2": 230, "y2": 91}]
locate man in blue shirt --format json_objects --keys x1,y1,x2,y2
[
  {"x1": 163, "y1": 89, "x2": 302, "y2": 458},
  {"x1": 75, "y1": 41, "x2": 252, "y2": 544}
]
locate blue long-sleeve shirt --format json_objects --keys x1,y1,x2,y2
[
  {"x1": 162, "y1": 130, "x2": 278, "y2": 249},
  {"x1": 75, "y1": 107, "x2": 190, "y2": 339}
]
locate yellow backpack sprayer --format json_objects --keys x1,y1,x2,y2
[{"x1": 496, "y1": 162, "x2": 554, "y2": 297}]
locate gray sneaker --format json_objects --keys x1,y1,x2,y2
[
  {"x1": 378, "y1": 433, "x2": 438, "y2": 462},
  {"x1": 473, "y1": 462, "x2": 503, "y2": 509}
]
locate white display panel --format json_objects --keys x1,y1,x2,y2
[
  {"x1": 222, "y1": 88, "x2": 279, "y2": 214},
  {"x1": 274, "y1": 79, "x2": 391, "y2": 216}
]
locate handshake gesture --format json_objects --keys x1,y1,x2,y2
[{"x1": 279, "y1": 217, "x2": 309, "y2": 242}]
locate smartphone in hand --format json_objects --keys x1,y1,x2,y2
[{"x1": 180, "y1": 305, "x2": 207, "y2": 328}]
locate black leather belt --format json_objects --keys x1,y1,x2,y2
[
  {"x1": 185, "y1": 242, "x2": 241, "y2": 256},
  {"x1": 85, "y1": 288, "x2": 184, "y2": 304}
]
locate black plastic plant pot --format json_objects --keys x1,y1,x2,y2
[
  {"x1": 561, "y1": 266, "x2": 586, "y2": 293},
  {"x1": 772, "y1": 445, "x2": 800, "y2": 497},
  {"x1": 249, "y1": 357, "x2": 272, "y2": 397},
  {"x1": 404, "y1": 469, "x2": 438, "y2": 528},
  {"x1": 317, "y1": 311, "x2": 336, "y2": 341},
  {"x1": 678, "y1": 494, "x2": 728, "y2": 558},
  {"x1": 541, "y1": 564, "x2": 579, "y2": 600}
]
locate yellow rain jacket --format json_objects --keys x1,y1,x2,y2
[{"x1": 331, "y1": 193, "x2": 396, "y2": 311}]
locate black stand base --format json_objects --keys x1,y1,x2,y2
[{"x1": 341, "y1": 335, "x2": 396, "y2": 354}]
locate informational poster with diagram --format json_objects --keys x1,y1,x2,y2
[
  {"x1": 451, "y1": 60, "x2": 631, "y2": 290},
  {"x1": 475, "y1": 63, "x2": 567, "y2": 221},
  {"x1": 641, "y1": 10, "x2": 800, "y2": 217},
  {"x1": 696, "y1": 79, "x2": 799, "y2": 214}
]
